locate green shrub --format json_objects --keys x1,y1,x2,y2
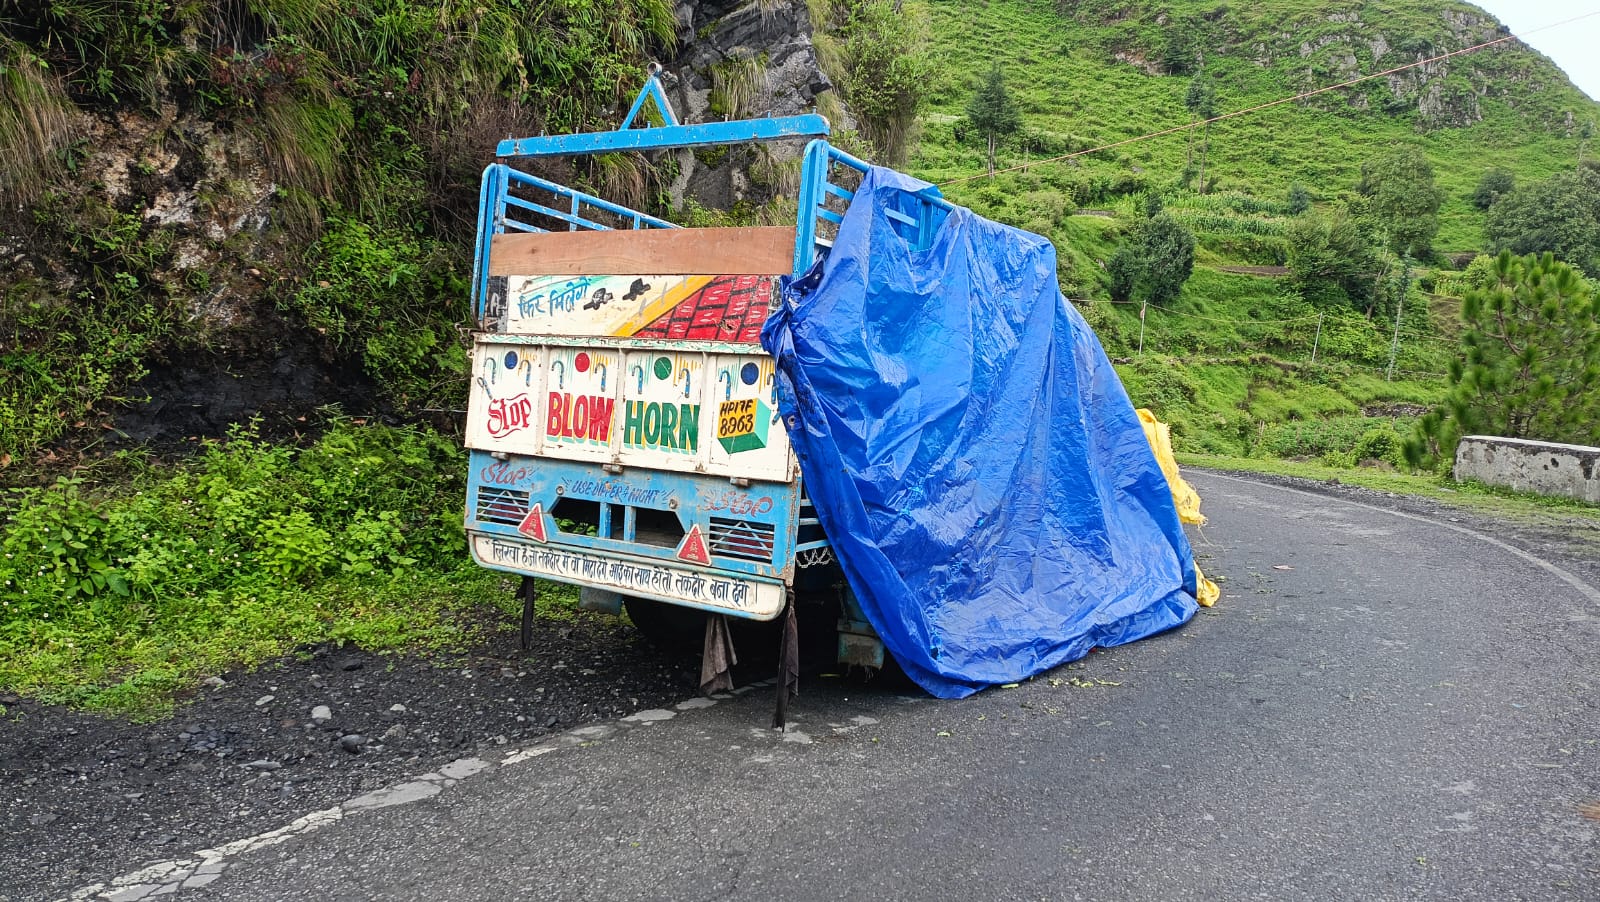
[
  {"x1": 0, "y1": 421, "x2": 496, "y2": 713},
  {"x1": 1352, "y1": 427, "x2": 1404, "y2": 465},
  {"x1": 289, "y1": 217, "x2": 468, "y2": 407},
  {"x1": 1, "y1": 196, "x2": 177, "y2": 453}
]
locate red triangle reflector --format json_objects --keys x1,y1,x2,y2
[
  {"x1": 676, "y1": 524, "x2": 710, "y2": 565},
  {"x1": 518, "y1": 503, "x2": 548, "y2": 542}
]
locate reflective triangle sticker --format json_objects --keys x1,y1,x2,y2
[
  {"x1": 677, "y1": 524, "x2": 710, "y2": 565},
  {"x1": 518, "y1": 503, "x2": 548, "y2": 542}
]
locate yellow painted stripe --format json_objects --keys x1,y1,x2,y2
[{"x1": 614, "y1": 275, "x2": 714, "y2": 337}]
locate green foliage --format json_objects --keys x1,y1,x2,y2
[
  {"x1": 1159, "y1": 16, "x2": 1204, "y2": 76},
  {"x1": 1112, "y1": 213, "x2": 1196, "y2": 305},
  {"x1": 1184, "y1": 73, "x2": 1217, "y2": 192},
  {"x1": 0, "y1": 39, "x2": 76, "y2": 206},
  {"x1": 1142, "y1": 191, "x2": 1164, "y2": 219},
  {"x1": 0, "y1": 421, "x2": 505, "y2": 713},
  {"x1": 1262, "y1": 417, "x2": 1407, "y2": 468},
  {"x1": 288, "y1": 217, "x2": 468, "y2": 407},
  {"x1": 1484, "y1": 165, "x2": 1600, "y2": 273},
  {"x1": 1183, "y1": 73, "x2": 1216, "y2": 120},
  {"x1": 1106, "y1": 242, "x2": 1139, "y2": 303},
  {"x1": 0, "y1": 195, "x2": 177, "y2": 452},
  {"x1": 3, "y1": 0, "x2": 198, "y2": 105},
  {"x1": 1263, "y1": 415, "x2": 1381, "y2": 459},
  {"x1": 1286, "y1": 183, "x2": 1310, "y2": 215},
  {"x1": 1431, "y1": 252, "x2": 1499, "y2": 299},
  {"x1": 1285, "y1": 207, "x2": 1380, "y2": 310},
  {"x1": 1406, "y1": 252, "x2": 1600, "y2": 469},
  {"x1": 1352, "y1": 426, "x2": 1405, "y2": 466},
  {"x1": 1356, "y1": 146, "x2": 1444, "y2": 258},
  {"x1": 827, "y1": 0, "x2": 934, "y2": 164},
  {"x1": 1472, "y1": 167, "x2": 1515, "y2": 211},
  {"x1": 709, "y1": 53, "x2": 768, "y2": 119}
]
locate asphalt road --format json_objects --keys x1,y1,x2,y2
[{"x1": 68, "y1": 472, "x2": 1600, "y2": 901}]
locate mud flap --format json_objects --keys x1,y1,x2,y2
[
  {"x1": 700, "y1": 613, "x2": 737, "y2": 695},
  {"x1": 773, "y1": 592, "x2": 799, "y2": 730}
]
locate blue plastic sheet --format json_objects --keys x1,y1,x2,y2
[{"x1": 762, "y1": 167, "x2": 1202, "y2": 698}]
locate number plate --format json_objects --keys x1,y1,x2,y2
[{"x1": 470, "y1": 534, "x2": 786, "y2": 620}]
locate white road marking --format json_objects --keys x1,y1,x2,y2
[
  {"x1": 1197, "y1": 472, "x2": 1600, "y2": 608},
  {"x1": 57, "y1": 694, "x2": 730, "y2": 901}
]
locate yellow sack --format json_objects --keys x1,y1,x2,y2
[
  {"x1": 1137, "y1": 409, "x2": 1220, "y2": 607},
  {"x1": 1137, "y1": 409, "x2": 1204, "y2": 525}
]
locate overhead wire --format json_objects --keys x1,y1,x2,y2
[
  {"x1": 939, "y1": 9, "x2": 1600, "y2": 188},
  {"x1": 1138, "y1": 303, "x2": 1322, "y2": 325}
]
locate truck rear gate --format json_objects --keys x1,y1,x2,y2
[{"x1": 463, "y1": 67, "x2": 951, "y2": 704}]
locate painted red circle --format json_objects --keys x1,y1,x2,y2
[{"x1": 574, "y1": 352, "x2": 591, "y2": 373}]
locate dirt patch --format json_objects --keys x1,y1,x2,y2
[
  {"x1": 1214, "y1": 265, "x2": 1289, "y2": 276},
  {"x1": 0, "y1": 608, "x2": 702, "y2": 901},
  {"x1": 1360, "y1": 402, "x2": 1431, "y2": 418},
  {"x1": 108, "y1": 338, "x2": 382, "y2": 453}
]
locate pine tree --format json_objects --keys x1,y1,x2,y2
[
  {"x1": 965, "y1": 64, "x2": 1020, "y2": 176},
  {"x1": 1404, "y1": 252, "x2": 1600, "y2": 469},
  {"x1": 1138, "y1": 214, "x2": 1196, "y2": 305},
  {"x1": 1286, "y1": 183, "x2": 1310, "y2": 215},
  {"x1": 1184, "y1": 75, "x2": 1216, "y2": 193}
]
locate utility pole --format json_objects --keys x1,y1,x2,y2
[
  {"x1": 1311, "y1": 312, "x2": 1323, "y2": 364},
  {"x1": 1138, "y1": 301, "x2": 1147, "y2": 355},
  {"x1": 1385, "y1": 257, "x2": 1411, "y2": 381}
]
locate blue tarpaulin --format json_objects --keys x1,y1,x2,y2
[{"x1": 762, "y1": 167, "x2": 1202, "y2": 698}]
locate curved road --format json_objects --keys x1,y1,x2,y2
[{"x1": 69, "y1": 473, "x2": 1600, "y2": 901}]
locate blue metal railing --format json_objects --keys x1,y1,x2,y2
[
  {"x1": 792, "y1": 141, "x2": 953, "y2": 277},
  {"x1": 472, "y1": 68, "x2": 955, "y2": 318},
  {"x1": 472, "y1": 167, "x2": 679, "y2": 319}
]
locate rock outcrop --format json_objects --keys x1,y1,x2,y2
[{"x1": 661, "y1": 0, "x2": 842, "y2": 210}]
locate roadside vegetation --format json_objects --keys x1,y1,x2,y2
[
  {"x1": 0, "y1": 421, "x2": 531, "y2": 716},
  {"x1": 910, "y1": 0, "x2": 1598, "y2": 471}
]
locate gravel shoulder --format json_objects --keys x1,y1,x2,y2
[{"x1": 0, "y1": 607, "x2": 699, "y2": 899}]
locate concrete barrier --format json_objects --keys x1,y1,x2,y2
[{"x1": 1454, "y1": 435, "x2": 1600, "y2": 504}]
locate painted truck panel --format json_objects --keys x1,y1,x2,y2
[
  {"x1": 465, "y1": 340, "x2": 795, "y2": 482},
  {"x1": 470, "y1": 535, "x2": 785, "y2": 619},
  {"x1": 465, "y1": 452, "x2": 795, "y2": 618},
  {"x1": 501, "y1": 274, "x2": 775, "y2": 343}
]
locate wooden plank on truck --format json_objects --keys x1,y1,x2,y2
[{"x1": 488, "y1": 226, "x2": 795, "y2": 277}]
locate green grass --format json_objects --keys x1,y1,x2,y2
[
  {"x1": 1180, "y1": 453, "x2": 1600, "y2": 523},
  {"x1": 910, "y1": 0, "x2": 1596, "y2": 253},
  {"x1": 0, "y1": 421, "x2": 581, "y2": 718}
]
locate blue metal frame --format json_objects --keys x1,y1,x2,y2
[
  {"x1": 792, "y1": 141, "x2": 953, "y2": 277},
  {"x1": 468, "y1": 453, "x2": 801, "y2": 582},
  {"x1": 620, "y1": 68, "x2": 679, "y2": 129},
  {"x1": 472, "y1": 168, "x2": 679, "y2": 321},
  {"x1": 497, "y1": 117, "x2": 832, "y2": 158}
]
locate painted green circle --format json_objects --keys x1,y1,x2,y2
[{"x1": 652, "y1": 356, "x2": 673, "y2": 380}]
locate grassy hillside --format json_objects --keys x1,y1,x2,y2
[
  {"x1": 903, "y1": 0, "x2": 1598, "y2": 459},
  {"x1": 914, "y1": 0, "x2": 1594, "y2": 251}
]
